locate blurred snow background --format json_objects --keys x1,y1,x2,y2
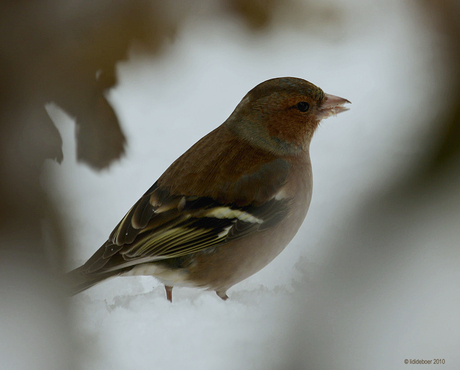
[{"x1": 37, "y1": 0, "x2": 460, "y2": 369}]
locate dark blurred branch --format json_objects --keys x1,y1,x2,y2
[
  {"x1": 227, "y1": 0, "x2": 277, "y2": 29},
  {"x1": 0, "y1": 0, "x2": 179, "y2": 170},
  {"x1": 418, "y1": 0, "x2": 460, "y2": 175}
]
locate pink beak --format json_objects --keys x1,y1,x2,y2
[{"x1": 316, "y1": 93, "x2": 351, "y2": 120}]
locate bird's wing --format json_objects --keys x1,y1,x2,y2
[{"x1": 81, "y1": 157, "x2": 291, "y2": 274}]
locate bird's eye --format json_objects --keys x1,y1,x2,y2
[{"x1": 296, "y1": 102, "x2": 310, "y2": 112}]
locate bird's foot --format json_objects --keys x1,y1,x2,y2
[
  {"x1": 165, "y1": 285, "x2": 173, "y2": 302},
  {"x1": 216, "y1": 291, "x2": 228, "y2": 300}
]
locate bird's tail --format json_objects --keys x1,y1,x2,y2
[{"x1": 65, "y1": 266, "x2": 118, "y2": 295}]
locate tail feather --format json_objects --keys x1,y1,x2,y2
[{"x1": 65, "y1": 266, "x2": 120, "y2": 295}]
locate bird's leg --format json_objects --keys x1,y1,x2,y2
[
  {"x1": 165, "y1": 285, "x2": 173, "y2": 302},
  {"x1": 216, "y1": 291, "x2": 228, "y2": 300}
]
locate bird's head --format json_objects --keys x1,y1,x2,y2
[{"x1": 226, "y1": 77, "x2": 350, "y2": 155}]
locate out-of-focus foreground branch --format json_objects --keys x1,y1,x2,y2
[{"x1": 421, "y1": 0, "x2": 460, "y2": 174}]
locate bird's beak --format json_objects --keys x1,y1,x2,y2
[{"x1": 316, "y1": 93, "x2": 351, "y2": 120}]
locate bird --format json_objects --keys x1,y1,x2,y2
[{"x1": 67, "y1": 77, "x2": 350, "y2": 302}]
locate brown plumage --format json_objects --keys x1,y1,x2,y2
[{"x1": 67, "y1": 77, "x2": 350, "y2": 301}]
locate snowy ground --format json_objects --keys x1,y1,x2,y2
[{"x1": 43, "y1": 0, "x2": 460, "y2": 369}]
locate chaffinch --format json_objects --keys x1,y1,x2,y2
[{"x1": 67, "y1": 77, "x2": 350, "y2": 302}]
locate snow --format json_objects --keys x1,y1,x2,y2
[{"x1": 43, "y1": 0, "x2": 460, "y2": 369}]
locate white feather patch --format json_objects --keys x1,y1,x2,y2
[
  {"x1": 217, "y1": 225, "x2": 233, "y2": 238},
  {"x1": 275, "y1": 188, "x2": 288, "y2": 200},
  {"x1": 204, "y1": 207, "x2": 263, "y2": 224}
]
